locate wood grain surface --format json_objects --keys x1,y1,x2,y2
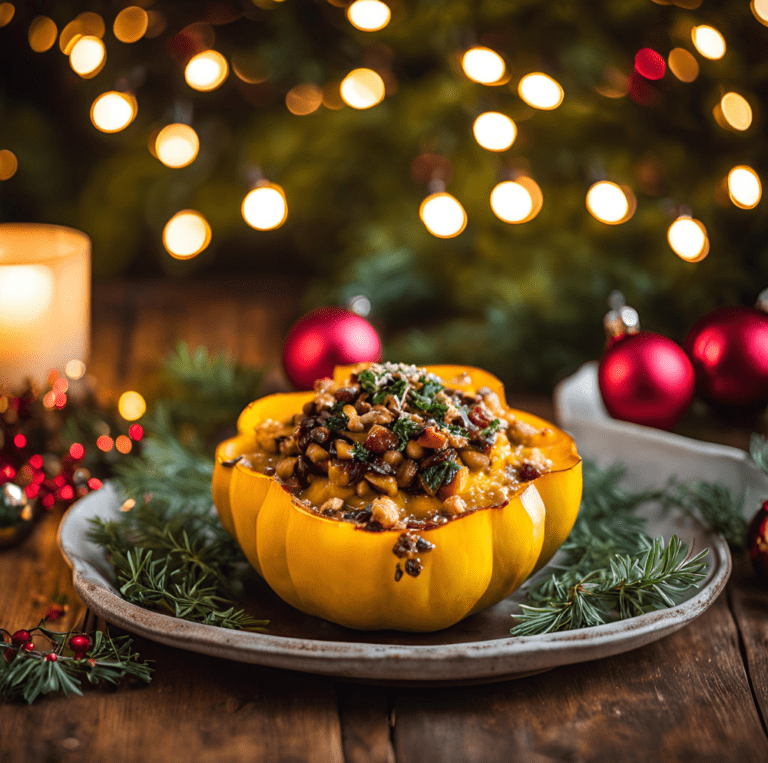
[{"x1": 1, "y1": 279, "x2": 767, "y2": 763}]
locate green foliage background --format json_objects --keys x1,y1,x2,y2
[{"x1": 1, "y1": 0, "x2": 767, "y2": 388}]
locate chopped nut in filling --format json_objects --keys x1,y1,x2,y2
[{"x1": 232, "y1": 363, "x2": 554, "y2": 532}]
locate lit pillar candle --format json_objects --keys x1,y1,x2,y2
[{"x1": 0, "y1": 224, "x2": 90, "y2": 389}]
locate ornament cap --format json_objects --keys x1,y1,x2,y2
[{"x1": 604, "y1": 292, "x2": 640, "y2": 341}]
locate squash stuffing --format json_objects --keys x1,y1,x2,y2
[{"x1": 213, "y1": 363, "x2": 582, "y2": 631}]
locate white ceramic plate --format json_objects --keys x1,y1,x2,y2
[{"x1": 57, "y1": 365, "x2": 749, "y2": 685}]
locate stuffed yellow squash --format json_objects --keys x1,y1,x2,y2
[{"x1": 213, "y1": 363, "x2": 582, "y2": 631}]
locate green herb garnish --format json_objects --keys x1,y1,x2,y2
[
  {"x1": 357, "y1": 369, "x2": 378, "y2": 395},
  {"x1": 372, "y1": 378, "x2": 407, "y2": 405},
  {"x1": 421, "y1": 460, "x2": 461, "y2": 493},
  {"x1": 326, "y1": 413, "x2": 349, "y2": 431},
  {"x1": 351, "y1": 443, "x2": 372, "y2": 462},
  {"x1": 392, "y1": 416, "x2": 424, "y2": 448},
  {"x1": 478, "y1": 419, "x2": 501, "y2": 438}
]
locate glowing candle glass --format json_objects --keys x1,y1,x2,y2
[{"x1": 0, "y1": 224, "x2": 90, "y2": 389}]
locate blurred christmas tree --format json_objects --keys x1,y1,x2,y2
[{"x1": 1, "y1": 0, "x2": 767, "y2": 389}]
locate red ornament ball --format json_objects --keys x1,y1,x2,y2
[
  {"x1": 283, "y1": 307, "x2": 381, "y2": 390},
  {"x1": 69, "y1": 635, "x2": 90, "y2": 653},
  {"x1": 10, "y1": 629, "x2": 30, "y2": 645},
  {"x1": 598, "y1": 332, "x2": 695, "y2": 430},
  {"x1": 685, "y1": 306, "x2": 768, "y2": 409},
  {"x1": 748, "y1": 500, "x2": 768, "y2": 582}
]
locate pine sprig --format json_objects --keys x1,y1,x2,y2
[
  {"x1": 511, "y1": 536, "x2": 708, "y2": 636},
  {"x1": 88, "y1": 343, "x2": 268, "y2": 632},
  {"x1": 511, "y1": 460, "x2": 739, "y2": 636},
  {"x1": 1, "y1": 623, "x2": 152, "y2": 704}
]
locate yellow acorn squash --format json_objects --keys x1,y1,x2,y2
[{"x1": 213, "y1": 363, "x2": 581, "y2": 632}]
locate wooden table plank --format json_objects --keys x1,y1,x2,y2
[
  {"x1": 392, "y1": 595, "x2": 768, "y2": 763},
  {"x1": 728, "y1": 552, "x2": 768, "y2": 732},
  {"x1": 2, "y1": 277, "x2": 768, "y2": 763},
  {"x1": 337, "y1": 684, "x2": 396, "y2": 763},
  {"x1": 0, "y1": 638, "x2": 345, "y2": 763}
]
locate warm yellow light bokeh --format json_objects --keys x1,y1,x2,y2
[
  {"x1": 60, "y1": 12, "x2": 105, "y2": 55},
  {"x1": 0, "y1": 150, "x2": 18, "y2": 181},
  {"x1": 69, "y1": 35, "x2": 106, "y2": 77},
  {"x1": 472, "y1": 112, "x2": 517, "y2": 151},
  {"x1": 118, "y1": 391, "x2": 147, "y2": 421},
  {"x1": 185, "y1": 50, "x2": 229, "y2": 92},
  {"x1": 285, "y1": 84, "x2": 323, "y2": 115},
  {"x1": 29, "y1": 16, "x2": 58, "y2": 52},
  {"x1": 752, "y1": 0, "x2": 768, "y2": 25},
  {"x1": 242, "y1": 184, "x2": 288, "y2": 230},
  {"x1": 691, "y1": 25, "x2": 726, "y2": 60},
  {"x1": 490, "y1": 178, "x2": 543, "y2": 224},
  {"x1": 719, "y1": 92, "x2": 752, "y2": 131},
  {"x1": 347, "y1": 0, "x2": 391, "y2": 31},
  {"x1": 667, "y1": 217, "x2": 709, "y2": 262},
  {"x1": 727, "y1": 166, "x2": 762, "y2": 209},
  {"x1": 91, "y1": 91, "x2": 137, "y2": 133},
  {"x1": 668, "y1": 48, "x2": 699, "y2": 82},
  {"x1": 0, "y1": 3, "x2": 14, "y2": 27},
  {"x1": 113, "y1": 6, "x2": 148, "y2": 43},
  {"x1": 65, "y1": 359, "x2": 86, "y2": 380},
  {"x1": 518, "y1": 73, "x2": 564, "y2": 110},
  {"x1": 155, "y1": 124, "x2": 200, "y2": 168},
  {"x1": 340, "y1": 68, "x2": 385, "y2": 109},
  {"x1": 461, "y1": 47, "x2": 505, "y2": 85},
  {"x1": 163, "y1": 211, "x2": 212, "y2": 259},
  {"x1": 586, "y1": 182, "x2": 634, "y2": 224},
  {"x1": 419, "y1": 192, "x2": 467, "y2": 238}
]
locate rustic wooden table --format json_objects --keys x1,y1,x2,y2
[{"x1": 2, "y1": 279, "x2": 768, "y2": 763}]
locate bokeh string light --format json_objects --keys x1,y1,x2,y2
[
  {"x1": 113, "y1": 6, "x2": 148, "y2": 43},
  {"x1": 419, "y1": 192, "x2": 468, "y2": 237},
  {"x1": 716, "y1": 92, "x2": 752, "y2": 131},
  {"x1": 634, "y1": 48, "x2": 665, "y2": 80},
  {"x1": 69, "y1": 35, "x2": 106, "y2": 78},
  {"x1": 518, "y1": 73, "x2": 564, "y2": 110},
  {"x1": 346, "y1": 0, "x2": 391, "y2": 31},
  {"x1": 586, "y1": 182, "x2": 635, "y2": 224},
  {"x1": 752, "y1": 0, "x2": 768, "y2": 26},
  {"x1": 118, "y1": 391, "x2": 147, "y2": 421},
  {"x1": 241, "y1": 182, "x2": 288, "y2": 230},
  {"x1": 285, "y1": 84, "x2": 323, "y2": 115},
  {"x1": 185, "y1": 50, "x2": 229, "y2": 92},
  {"x1": 461, "y1": 47, "x2": 506, "y2": 85},
  {"x1": 0, "y1": 4, "x2": 14, "y2": 27},
  {"x1": 162, "y1": 210, "x2": 212, "y2": 258},
  {"x1": 340, "y1": 68, "x2": 385, "y2": 109},
  {"x1": 155, "y1": 124, "x2": 200, "y2": 168},
  {"x1": 727, "y1": 166, "x2": 762, "y2": 209},
  {"x1": 490, "y1": 178, "x2": 543, "y2": 224},
  {"x1": 90, "y1": 91, "x2": 137, "y2": 133},
  {"x1": 668, "y1": 48, "x2": 699, "y2": 82},
  {"x1": 691, "y1": 25, "x2": 726, "y2": 60},
  {"x1": 0, "y1": 150, "x2": 18, "y2": 181},
  {"x1": 59, "y1": 12, "x2": 105, "y2": 56},
  {"x1": 667, "y1": 216, "x2": 709, "y2": 262},
  {"x1": 28, "y1": 16, "x2": 58, "y2": 53},
  {"x1": 472, "y1": 112, "x2": 517, "y2": 151}
]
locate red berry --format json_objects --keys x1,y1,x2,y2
[
  {"x1": 10, "y1": 629, "x2": 30, "y2": 645},
  {"x1": 73, "y1": 651, "x2": 86, "y2": 660},
  {"x1": 69, "y1": 634, "x2": 90, "y2": 653},
  {"x1": 21, "y1": 642, "x2": 34, "y2": 653},
  {"x1": 4, "y1": 648, "x2": 14, "y2": 663},
  {"x1": 45, "y1": 652, "x2": 57, "y2": 662},
  {"x1": 88, "y1": 659, "x2": 96, "y2": 667}
]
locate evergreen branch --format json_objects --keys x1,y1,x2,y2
[
  {"x1": 1, "y1": 624, "x2": 151, "y2": 704},
  {"x1": 750, "y1": 434, "x2": 768, "y2": 476},
  {"x1": 660, "y1": 480, "x2": 748, "y2": 549},
  {"x1": 511, "y1": 536, "x2": 708, "y2": 636}
]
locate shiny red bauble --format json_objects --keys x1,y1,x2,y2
[
  {"x1": 684, "y1": 306, "x2": 768, "y2": 409},
  {"x1": 598, "y1": 332, "x2": 695, "y2": 430},
  {"x1": 748, "y1": 500, "x2": 768, "y2": 583},
  {"x1": 69, "y1": 635, "x2": 90, "y2": 653},
  {"x1": 282, "y1": 307, "x2": 381, "y2": 390}
]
